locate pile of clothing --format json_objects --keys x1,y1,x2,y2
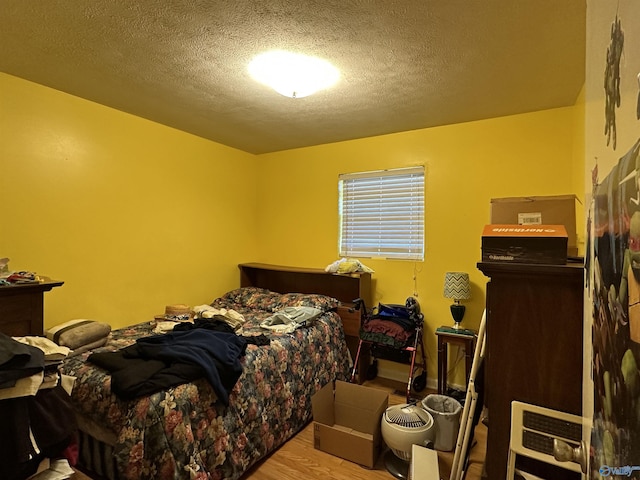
[
  {"x1": 259, "y1": 306, "x2": 322, "y2": 334},
  {"x1": 324, "y1": 258, "x2": 374, "y2": 274},
  {"x1": 88, "y1": 323, "x2": 248, "y2": 404},
  {"x1": 360, "y1": 301, "x2": 422, "y2": 349},
  {"x1": 0, "y1": 333, "x2": 77, "y2": 480}
]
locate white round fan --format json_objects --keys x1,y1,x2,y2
[{"x1": 381, "y1": 403, "x2": 436, "y2": 479}]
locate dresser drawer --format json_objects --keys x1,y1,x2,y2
[
  {"x1": 0, "y1": 281, "x2": 63, "y2": 337},
  {"x1": 0, "y1": 294, "x2": 39, "y2": 335},
  {"x1": 337, "y1": 305, "x2": 361, "y2": 337}
]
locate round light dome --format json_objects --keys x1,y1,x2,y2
[{"x1": 248, "y1": 50, "x2": 340, "y2": 98}]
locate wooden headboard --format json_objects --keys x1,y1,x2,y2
[{"x1": 238, "y1": 263, "x2": 372, "y2": 307}]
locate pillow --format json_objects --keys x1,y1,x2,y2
[
  {"x1": 46, "y1": 319, "x2": 112, "y2": 350},
  {"x1": 213, "y1": 287, "x2": 339, "y2": 313},
  {"x1": 214, "y1": 287, "x2": 271, "y2": 305},
  {"x1": 275, "y1": 292, "x2": 339, "y2": 312},
  {"x1": 212, "y1": 287, "x2": 281, "y2": 311}
]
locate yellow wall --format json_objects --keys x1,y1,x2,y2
[
  {"x1": 572, "y1": 85, "x2": 587, "y2": 250},
  {"x1": 256, "y1": 107, "x2": 583, "y2": 384},
  {"x1": 0, "y1": 73, "x2": 259, "y2": 329},
  {"x1": 1, "y1": 71, "x2": 584, "y2": 386}
]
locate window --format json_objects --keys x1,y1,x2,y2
[{"x1": 339, "y1": 166, "x2": 424, "y2": 260}]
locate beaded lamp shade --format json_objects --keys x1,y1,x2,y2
[{"x1": 443, "y1": 272, "x2": 471, "y2": 329}]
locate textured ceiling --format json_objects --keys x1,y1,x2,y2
[{"x1": 0, "y1": 1, "x2": 585, "y2": 154}]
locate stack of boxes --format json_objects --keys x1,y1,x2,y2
[{"x1": 482, "y1": 194, "x2": 581, "y2": 265}]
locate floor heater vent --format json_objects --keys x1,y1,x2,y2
[{"x1": 507, "y1": 401, "x2": 586, "y2": 478}]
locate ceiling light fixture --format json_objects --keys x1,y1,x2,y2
[{"x1": 248, "y1": 50, "x2": 340, "y2": 99}]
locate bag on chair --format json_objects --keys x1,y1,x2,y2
[{"x1": 373, "y1": 302, "x2": 416, "y2": 331}]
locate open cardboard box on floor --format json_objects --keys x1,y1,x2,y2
[
  {"x1": 490, "y1": 194, "x2": 579, "y2": 257},
  {"x1": 311, "y1": 380, "x2": 389, "y2": 468}
]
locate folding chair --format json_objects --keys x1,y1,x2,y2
[{"x1": 450, "y1": 309, "x2": 486, "y2": 480}]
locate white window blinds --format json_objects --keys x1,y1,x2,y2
[{"x1": 339, "y1": 166, "x2": 425, "y2": 260}]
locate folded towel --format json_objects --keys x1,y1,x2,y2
[
  {"x1": 68, "y1": 337, "x2": 109, "y2": 356},
  {"x1": 193, "y1": 305, "x2": 245, "y2": 332},
  {"x1": 0, "y1": 372, "x2": 44, "y2": 400},
  {"x1": 153, "y1": 320, "x2": 178, "y2": 334},
  {"x1": 13, "y1": 336, "x2": 71, "y2": 361},
  {"x1": 46, "y1": 319, "x2": 111, "y2": 350}
]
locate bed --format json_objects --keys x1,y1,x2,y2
[{"x1": 59, "y1": 263, "x2": 371, "y2": 480}]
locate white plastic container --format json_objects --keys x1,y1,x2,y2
[{"x1": 421, "y1": 394, "x2": 462, "y2": 451}]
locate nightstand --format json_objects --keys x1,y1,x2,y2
[
  {"x1": 0, "y1": 280, "x2": 64, "y2": 336},
  {"x1": 435, "y1": 326, "x2": 477, "y2": 395}
]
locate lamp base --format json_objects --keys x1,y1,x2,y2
[{"x1": 450, "y1": 303, "x2": 466, "y2": 329}]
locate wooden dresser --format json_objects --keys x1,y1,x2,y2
[
  {"x1": 0, "y1": 280, "x2": 64, "y2": 336},
  {"x1": 477, "y1": 262, "x2": 583, "y2": 480},
  {"x1": 238, "y1": 263, "x2": 372, "y2": 383}
]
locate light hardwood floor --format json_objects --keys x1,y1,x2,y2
[
  {"x1": 72, "y1": 378, "x2": 486, "y2": 480},
  {"x1": 243, "y1": 379, "x2": 486, "y2": 480}
]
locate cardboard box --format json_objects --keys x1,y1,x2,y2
[
  {"x1": 481, "y1": 224, "x2": 568, "y2": 265},
  {"x1": 490, "y1": 195, "x2": 579, "y2": 257},
  {"x1": 311, "y1": 380, "x2": 389, "y2": 468}
]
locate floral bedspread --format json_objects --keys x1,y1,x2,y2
[{"x1": 60, "y1": 288, "x2": 352, "y2": 480}]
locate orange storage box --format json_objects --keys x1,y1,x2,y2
[{"x1": 481, "y1": 224, "x2": 568, "y2": 265}]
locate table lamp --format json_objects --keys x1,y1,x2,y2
[{"x1": 443, "y1": 272, "x2": 472, "y2": 330}]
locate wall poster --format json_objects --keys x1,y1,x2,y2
[{"x1": 588, "y1": 2, "x2": 640, "y2": 478}]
